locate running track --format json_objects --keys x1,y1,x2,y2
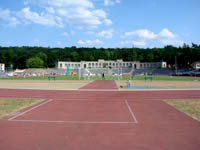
[{"x1": 0, "y1": 80, "x2": 200, "y2": 150}]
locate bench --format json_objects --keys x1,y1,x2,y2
[
  {"x1": 144, "y1": 76, "x2": 152, "y2": 81},
  {"x1": 48, "y1": 76, "x2": 56, "y2": 80}
]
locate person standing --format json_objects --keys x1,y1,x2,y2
[
  {"x1": 88, "y1": 72, "x2": 90, "y2": 80},
  {"x1": 102, "y1": 72, "x2": 105, "y2": 80}
]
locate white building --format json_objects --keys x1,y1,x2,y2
[
  {"x1": 0, "y1": 63, "x2": 5, "y2": 72},
  {"x1": 192, "y1": 62, "x2": 200, "y2": 70},
  {"x1": 57, "y1": 59, "x2": 167, "y2": 69}
]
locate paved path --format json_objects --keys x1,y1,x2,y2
[{"x1": 0, "y1": 88, "x2": 200, "y2": 150}]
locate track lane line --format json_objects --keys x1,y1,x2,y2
[
  {"x1": 8, "y1": 99, "x2": 53, "y2": 121},
  {"x1": 125, "y1": 99, "x2": 138, "y2": 123},
  {"x1": 9, "y1": 119, "x2": 136, "y2": 124}
]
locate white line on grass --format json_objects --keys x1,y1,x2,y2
[
  {"x1": 8, "y1": 99, "x2": 53, "y2": 121},
  {"x1": 125, "y1": 99, "x2": 138, "y2": 123}
]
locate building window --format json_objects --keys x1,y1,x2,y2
[{"x1": 60, "y1": 63, "x2": 62, "y2": 68}]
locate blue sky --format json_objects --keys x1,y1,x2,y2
[{"x1": 0, "y1": 0, "x2": 200, "y2": 48}]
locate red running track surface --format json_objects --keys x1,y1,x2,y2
[{"x1": 0, "y1": 88, "x2": 200, "y2": 150}]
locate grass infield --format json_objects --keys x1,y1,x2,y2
[
  {"x1": 0, "y1": 75, "x2": 199, "y2": 81},
  {"x1": 0, "y1": 98, "x2": 43, "y2": 119},
  {"x1": 165, "y1": 99, "x2": 200, "y2": 121}
]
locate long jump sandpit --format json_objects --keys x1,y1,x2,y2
[
  {"x1": 0, "y1": 80, "x2": 92, "y2": 90},
  {"x1": 116, "y1": 80, "x2": 200, "y2": 90}
]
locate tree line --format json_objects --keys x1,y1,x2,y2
[{"x1": 0, "y1": 43, "x2": 200, "y2": 69}]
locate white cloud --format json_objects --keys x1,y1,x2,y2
[
  {"x1": 104, "y1": 19, "x2": 112, "y2": 25},
  {"x1": 24, "y1": 1, "x2": 29, "y2": 5},
  {"x1": 104, "y1": 0, "x2": 120, "y2": 6},
  {"x1": 0, "y1": 8, "x2": 20, "y2": 27},
  {"x1": 104, "y1": 0, "x2": 114, "y2": 6},
  {"x1": 41, "y1": 0, "x2": 94, "y2": 8},
  {"x1": 120, "y1": 40, "x2": 146, "y2": 46},
  {"x1": 116, "y1": 0, "x2": 120, "y2": 3},
  {"x1": 77, "y1": 40, "x2": 85, "y2": 45},
  {"x1": 18, "y1": 7, "x2": 64, "y2": 27},
  {"x1": 38, "y1": 0, "x2": 111, "y2": 28},
  {"x1": 120, "y1": 28, "x2": 181, "y2": 47},
  {"x1": 0, "y1": 8, "x2": 10, "y2": 20},
  {"x1": 158, "y1": 28, "x2": 176, "y2": 38},
  {"x1": 45, "y1": 7, "x2": 55, "y2": 14},
  {"x1": 8, "y1": 17, "x2": 20, "y2": 27},
  {"x1": 122, "y1": 28, "x2": 177, "y2": 40},
  {"x1": 86, "y1": 31, "x2": 95, "y2": 35},
  {"x1": 7, "y1": 41, "x2": 12, "y2": 45},
  {"x1": 1, "y1": 0, "x2": 112, "y2": 29},
  {"x1": 160, "y1": 39, "x2": 184, "y2": 46},
  {"x1": 123, "y1": 29, "x2": 157, "y2": 39},
  {"x1": 56, "y1": 7, "x2": 110, "y2": 28},
  {"x1": 56, "y1": 41, "x2": 62, "y2": 45},
  {"x1": 62, "y1": 32, "x2": 68, "y2": 36},
  {"x1": 77, "y1": 39, "x2": 103, "y2": 45},
  {"x1": 97, "y1": 29, "x2": 114, "y2": 39}
]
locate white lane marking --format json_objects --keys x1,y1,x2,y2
[
  {"x1": 8, "y1": 99, "x2": 53, "y2": 121},
  {"x1": 125, "y1": 99, "x2": 138, "y2": 123},
  {"x1": 77, "y1": 89, "x2": 119, "y2": 91},
  {"x1": 9, "y1": 119, "x2": 136, "y2": 124}
]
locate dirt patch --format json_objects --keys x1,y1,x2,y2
[
  {"x1": 0, "y1": 80, "x2": 92, "y2": 90},
  {"x1": 165, "y1": 99, "x2": 200, "y2": 121}
]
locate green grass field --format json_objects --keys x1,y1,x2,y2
[
  {"x1": 0, "y1": 75, "x2": 199, "y2": 81},
  {"x1": 0, "y1": 98, "x2": 43, "y2": 119}
]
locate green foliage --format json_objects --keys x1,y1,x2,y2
[
  {"x1": 36, "y1": 52, "x2": 47, "y2": 67},
  {"x1": 26, "y1": 57, "x2": 44, "y2": 68},
  {"x1": 0, "y1": 44, "x2": 200, "y2": 69}
]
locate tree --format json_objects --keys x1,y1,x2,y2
[
  {"x1": 1, "y1": 43, "x2": 200, "y2": 69},
  {"x1": 26, "y1": 57, "x2": 44, "y2": 68},
  {"x1": 36, "y1": 52, "x2": 47, "y2": 67}
]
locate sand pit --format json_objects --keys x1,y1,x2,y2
[
  {"x1": 0, "y1": 79, "x2": 200, "y2": 91},
  {"x1": 116, "y1": 80, "x2": 200, "y2": 90},
  {"x1": 0, "y1": 80, "x2": 92, "y2": 90}
]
